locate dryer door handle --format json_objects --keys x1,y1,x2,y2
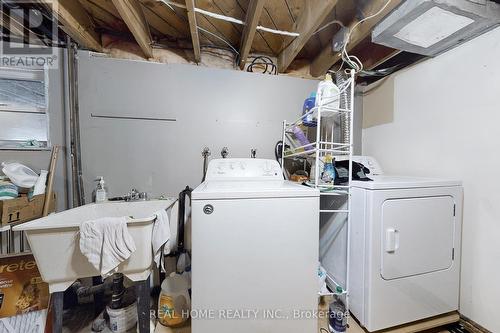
[{"x1": 385, "y1": 228, "x2": 400, "y2": 253}]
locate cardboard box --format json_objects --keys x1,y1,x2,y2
[
  {"x1": 0, "y1": 193, "x2": 56, "y2": 226},
  {"x1": 0, "y1": 253, "x2": 49, "y2": 318}
]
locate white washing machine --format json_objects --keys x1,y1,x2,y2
[
  {"x1": 191, "y1": 158, "x2": 319, "y2": 333},
  {"x1": 321, "y1": 156, "x2": 463, "y2": 332}
]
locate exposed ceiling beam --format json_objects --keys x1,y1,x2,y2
[
  {"x1": 350, "y1": 37, "x2": 401, "y2": 70},
  {"x1": 310, "y1": 0, "x2": 403, "y2": 77},
  {"x1": 111, "y1": 0, "x2": 153, "y2": 58},
  {"x1": 185, "y1": 0, "x2": 201, "y2": 63},
  {"x1": 277, "y1": 0, "x2": 338, "y2": 73},
  {"x1": 238, "y1": 0, "x2": 266, "y2": 70},
  {"x1": 366, "y1": 49, "x2": 401, "y2": 70},
  {"x1": 42, "y1": 0, "x2": 102, "y2": 51}
]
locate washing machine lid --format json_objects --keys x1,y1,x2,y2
[
  {"x1": 352, "y1": 175, "x2": 461, "y2": 190},
  {"x1": 192, "y1": 180, "x2": 319, "y2": 200}
]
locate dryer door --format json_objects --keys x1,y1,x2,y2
[{"x1": 381, "y1": 196, "x2": 455, "y2": 280}]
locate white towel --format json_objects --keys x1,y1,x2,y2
[
  {"x1": 152, "y1": 209, "x2": 171, "y2": 267},
  {"x1": 79, "y1": 216, "x2": 136, "y2": 277}
]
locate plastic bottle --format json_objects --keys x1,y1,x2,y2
[
  {"x1": 315, "y1": 73, "x2": 340, "y2": 110},
  {"x1": 292, "y1": 126, "x2": 313, "y2": 151},
  {"x1": 302, "y1": 92, "x2": 317, "y2": 127},
  {"x1": 1, "y1": 162, "x2": 39, "y2": 188},
  {"x1": 329, "y1": 286, "x2": 347, "y2": 333},
  {"x1": 33, "y1": 170, "x2": 48, "y2": 196},
  {"x1": 321, "y1": 155, "x2": 336, "y2": 183},
  {"x1": 158, "y1": 273, "x2": 191, "y2": 327},
  {"x1": 93, "y1": 177, "x2": 108, "y2": 203}
]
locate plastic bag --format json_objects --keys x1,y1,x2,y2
[{"x1": 1, "y1": 162, "x2": 39, "y2": 188}]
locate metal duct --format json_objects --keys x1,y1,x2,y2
[{"x1": 372, "y1": 0, "x2": 500, "y2": 57}]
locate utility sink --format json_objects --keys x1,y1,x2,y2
[{"x1": 13, "y1": 199, "x2": 178, "y2": 293}]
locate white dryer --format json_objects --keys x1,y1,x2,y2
[
  {"x1": 191, "y1": 158, "x2": 320, "y2": 333},
  {"x1": 322, "y1": 157, "x2": 463, "y2": 332}
]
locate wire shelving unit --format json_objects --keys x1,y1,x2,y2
[{"x1": 281, "y1": 69, "x2": 355, "y2": 312}]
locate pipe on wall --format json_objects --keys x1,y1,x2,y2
[
  {"x1": 63, "y1": 40, "x2": 74, "y2": 209},
  {"x1": 65, "y1": 38, "x2": 85, "y2": 206}
]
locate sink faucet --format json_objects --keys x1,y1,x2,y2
[{"x1": 125, "y1": 189, "x2": 148, "y2": 201}]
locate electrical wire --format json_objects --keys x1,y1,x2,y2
[
  {"x1": 313, "y1": 20, "x2": 345, "y2": 35},
  {"x1": 328, "y1": 58, "x2": 346, "y2": 75},
  {"x1": 195, "y1": 7, "x2": 244, "y2": 25},
  {"x1": 197, "y1": 26, "x2": 239, "y2": 55},
  {"x1": 246, "y1": 55, "x2": 277, "y2": 75},
  {"x1": 341, "y1": 0, "x2": 393, "y2": 74},
  {"x1": 256, "y1": 26, "x2": 299, "y2": 37}
]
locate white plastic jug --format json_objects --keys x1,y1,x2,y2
[
  {"x1": 1, "y1": 162, "x2": 39, "y2": 188},
  {"x1": 158, "y1": 273, "x2": 191, "y2": 327},
  {"x1": 315, "y1": 73, "x2": 340, "y2": 111}
]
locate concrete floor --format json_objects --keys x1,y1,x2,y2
[
  {"x1": 64, "y1": 297, "x2": 457, "y2": 333},
  {"x1": 67, "y1": 315, "x2": 453, "y2": 333}
]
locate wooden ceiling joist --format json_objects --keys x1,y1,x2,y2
[
  {"x1": 44, "y1": 0, "x2": 102, "y2": 51},
  {"x1": 310, "y1": 0, "x2": 403, "y2": 77},
  {"x1": 185, "y1": 0, "x2": 201, "y2": 63},
  {"x1": 111, "y1": 0, "x2": 153, "y2": 58},
  {"x1": 238, "y1": 0, "x2": 266, "y2": 69},
  {"x1": 277, "y1": 0, "x2": 338, "y2": 73}
]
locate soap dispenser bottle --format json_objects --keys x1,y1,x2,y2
[{"x1": 93, "y1": 177, "x2": 108, "y2": 203}]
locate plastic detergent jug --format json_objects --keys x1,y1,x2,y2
[
  {"x1": 321, "y1": 155, "x2": 336, "y2": 183},
  {"x1": 315, "y1": 73, "x2": 340, "y2": 109},
  {"x1": 302, "y1": 92, "x2": 317, "y2": 127},
  {"x1": 158, "y1": 273, "x2": 191, "y2": 327},
  {"x1": 1, "y1": 162, "x2": 39, "y2": 188}
]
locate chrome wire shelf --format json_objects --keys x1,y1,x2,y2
[{"x1": 281, "y1": 69, "x2": 356, "y2": 313}]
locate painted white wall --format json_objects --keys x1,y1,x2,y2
[
  {"x1": 362, "y1": 27, "x2": 500, "y2": 331},
  {"x1": 77, "y1": 52, "x2": 319, "y2": 202}
]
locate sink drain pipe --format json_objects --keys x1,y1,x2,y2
[{"x1": 72, "y1": 273, "x2": 125, "y2": 309}]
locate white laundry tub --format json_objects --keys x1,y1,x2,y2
[{"x1": 13, "y1": 199, "x2": 178, "y2": 293}]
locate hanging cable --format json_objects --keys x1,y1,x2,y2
[
  {"x1": 246, "y1": 55, "x2": 277, "y2": 75},
  {"x1": 341, "y1": 0, "x2": 393, "y2": 74},
  {"x1": 313, "y1": 20, "x2": 345, "y2": 35},
  {"x1": 197, "y1": 26, "x2": 239, "y2": 56}
]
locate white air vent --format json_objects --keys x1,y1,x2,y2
[{"x1": 372, "y1": 0, "x2": 500, "y2": 56}]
